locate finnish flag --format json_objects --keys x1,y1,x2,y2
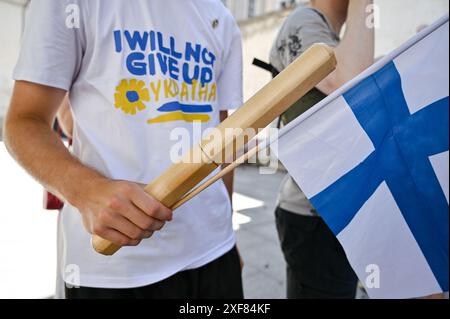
[{"x1": 273, "y1": 16, "x2": 449, "y2": 298}]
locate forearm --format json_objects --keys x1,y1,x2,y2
[
  {"x1": 4, "y1": 115, "x2": 104, "y2": 207},
  {"x1": 338, "y1": 0, "x2": 375, "y2": 73},
  {"x1": 318, "y1": 0, "x2": 375, "y2": 93}
]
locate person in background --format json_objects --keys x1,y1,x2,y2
[{"x1": 269, "y1": 0, "x2": 375, "y2": 298}]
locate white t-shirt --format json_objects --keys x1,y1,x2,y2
[{"x1": 14, "y1": 0, "x2": 243, "y2": 289}]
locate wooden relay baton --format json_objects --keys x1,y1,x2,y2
[{"x1": 92, "y1": 43, "x2": 337, "y2": 256}]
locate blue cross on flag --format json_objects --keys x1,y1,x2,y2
[{"x1": 273, "y1": 16, "x2": 449, "y2": 298}]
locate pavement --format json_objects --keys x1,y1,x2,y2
[{"x1": 233, "y1": 165, "x2": 287, "y2": 299}]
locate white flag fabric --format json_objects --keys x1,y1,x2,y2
[{"x1": 272, "y1": 15, "x2": 449, "y2": 299}]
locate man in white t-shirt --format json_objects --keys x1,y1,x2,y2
[{"x1": 4, "y1": 0, "x2": 243, "y2": 298}]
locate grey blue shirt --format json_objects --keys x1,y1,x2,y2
[{"x1": 270, "y1": 6, "x2": 339, "y2": 216}]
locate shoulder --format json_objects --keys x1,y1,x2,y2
[
  {"x1": 283, "y1": 7, "x2": 328, "y2": 30},
  {"x1": 195, "y1": 0, "x2": 240, "y2": 31},
  {"x1": 27, "y1": 0, "x2": 90, "y2": 23},
  {"x1": 209, "y1": 0, "x2": 240, "y2": 34},
  {"x1": 198, "y1": 0, "x2": 234, "y2": 16},
  {"x1": 195, "y1": 0, "x2": 241, "y2": 55}
]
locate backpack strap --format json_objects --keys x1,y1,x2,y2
[{"x1": 252, "y1": 58, "x2": 280, "y2": 77}]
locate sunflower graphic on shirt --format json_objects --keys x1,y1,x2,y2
[{"x1": 114, "y1": 79, "x2": 150, "y2": 115}]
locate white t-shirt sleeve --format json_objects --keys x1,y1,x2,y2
[
  {"x1": 13, "y1": 0, "x2": 84, "y2": 91},
  {"x1": 217, "y1": 26, "x2": 243, "y2": 111}
]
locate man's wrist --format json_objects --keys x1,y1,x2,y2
[{"x1": 61, "y1": 164, "x2": 107, "y2": 209}]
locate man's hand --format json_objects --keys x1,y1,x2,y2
[{"x1": 76, "y1": 178, "x2": 173, "y2": 247}]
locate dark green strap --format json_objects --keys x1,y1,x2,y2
[{"x1": 281, "y1": 88, "x2": 327, "y2": 126}]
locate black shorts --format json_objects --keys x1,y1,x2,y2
[
  {"x1": 275, "y1": 207, "x2": 358, "y2": 299},
  {"x1": 65, "y1": 246, "x2": 243, "y2": 299}
]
